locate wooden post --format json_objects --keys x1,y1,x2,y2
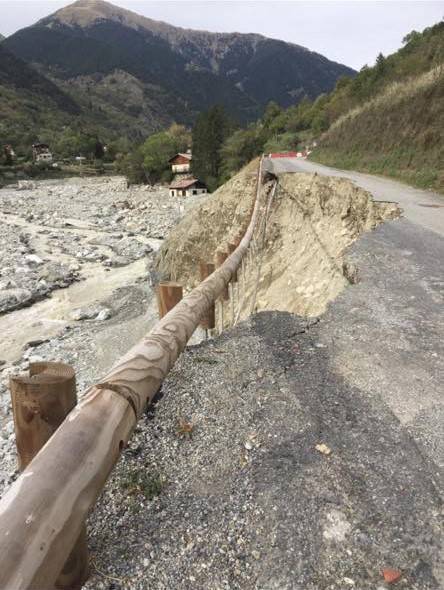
[
  {"x1": 9, "y1": 362, "x2": 89, "y2": 590},
  {"x1": 215, "y1": 251, "x2": 229, "y2": 300},
  {"x1": 199, "y1": 262, "x2": 216, "y2": 329},
  {"x1": 228, "y1": 243, "x2": 238, "y2": 282},
  {"x1": 10, "y1": 362, "x2": 77, "y2": 470},
  {"x1": 156, "y1": 281, "x2": 183, "y2": 318}
]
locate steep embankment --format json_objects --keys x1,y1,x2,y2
[
  {"x1": 308, "y1": 22, "x2": 444, "y2": 192},
  {"x1": 313, "y1": 66, "x2": 444, "y2": 192},
  {"x1": 156, "y1": 164, "x2": 398, "y2": 317}
]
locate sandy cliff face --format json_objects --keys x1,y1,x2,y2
[{"x1": 156, "y1": 164, "x2": 399, "y2": 317}]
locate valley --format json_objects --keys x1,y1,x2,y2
[{"x1": 0, "y1": 2, "x2": 443, "y2": 589}]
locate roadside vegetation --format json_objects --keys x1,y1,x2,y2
[{"x1": 218, "y1": 21, "x2": 444, "y2": 192}]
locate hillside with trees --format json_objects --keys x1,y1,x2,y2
[
  {"x1": 3, "y1": 0, "x2": 354, "y2": 153},
  {"x1": 217, "y1": 21, "x2": 444, "y2": 192},
  {"x1": 311, "y1": 23, "x2": 444, "y2": 191},
  {"x1": 0, "y1": 44, "x2": 81, "y2": 155}
]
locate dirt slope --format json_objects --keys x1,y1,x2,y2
[{"x1": 156, "y1": 165, "x2": 398, "y2": 316}]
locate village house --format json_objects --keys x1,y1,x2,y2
[
  {"x1": 169, "y1": 178, "x2": 207, "y2": 197},
  {"x1": 168, "y1": 150, "x2": 192, "y2": 174},
  {"x1": 32, "y1": 143, "x2": 53, "y2": 163}
]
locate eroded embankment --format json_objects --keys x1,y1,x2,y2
[{"x1": 156, "y1": 165, "x2": 399, "y2": 317}]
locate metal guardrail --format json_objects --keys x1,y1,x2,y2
[{"x1": 0, "y1": 157, "x2": 267, "y2": 590}]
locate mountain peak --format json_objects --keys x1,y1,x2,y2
[{"x1": 47, "y1": 0, "x2": 177, "y2": 36}]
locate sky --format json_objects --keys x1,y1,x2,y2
[{"x1": 1, "y1": 0, "x2": 443, "y2": 70}]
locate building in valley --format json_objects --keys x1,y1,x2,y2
[
  {"x1": 32, "y1": 143, "x2": 53, "y2": 163},
  {"x1": 169, "y1": 177, "x2": 207, "y2": 197},
  {"x1": 168, "y1": 151, "x2": 192, "y2": 175}
]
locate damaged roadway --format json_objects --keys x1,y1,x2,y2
[{"x1": 84, "y1": 164, "x2": 443, "y2": 589}]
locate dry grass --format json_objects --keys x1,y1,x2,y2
[{"x1": 313, "y1": 66, "x2": 444, "y2": 193}]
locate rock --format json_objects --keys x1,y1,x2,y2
[
  {"x1": 70, "y1": 306, "x2": 101, "y2": 321},
  {"x1": 107, "y1": 255, "x2": 132, "y2": 268},
  {"x1": 25, "y1": 339, "x2": 48, "y2": 349},
  {"x1": 0, "y1": 288, "x2": 33, "y2": 313},
  {"x1": 95, "y1": 308, "x2": 112, "y2": 321},
  {"x1": 25, "y1": 254, "x2": 44, "y2": 265},
  {"x1": 71, "y1": 305, "x2": 112, "y2": 322},
  {"x1": 315, "y1": 443, "x2": 332, "y2": 455}
]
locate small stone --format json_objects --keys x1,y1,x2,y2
[
  {"x1": 25, "y1": 254, "x2": 44, "y2": 265},
  {"x1": 96, "y1": 308, "x2": 112, "y2": 321},
  {"x1": 382, "y1": 568, "x2": 402, "y2": 584},
  {"x1": 315, "y1": 443, "x2": 332, "y2": 456}
]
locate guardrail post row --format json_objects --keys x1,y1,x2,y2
[
  {"x1": 199, "y1": 262, "x2": 216, "y2": 330},
  {"x1": 156, "y1": 281, "x2": 183, "y2": 318},
  {"x1": 9, "y1": 362, "x2": 89, "y2": 589}
]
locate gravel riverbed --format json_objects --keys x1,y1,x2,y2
[{"x1": 0, "y1": 175, "x2": 205, "y2": 494}]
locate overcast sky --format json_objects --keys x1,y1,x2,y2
[{"x1": 1, "y1": 0, "x2": 443, "y2": 69}]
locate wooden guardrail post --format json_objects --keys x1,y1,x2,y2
[
  {"x1": 215, "y1": 251, "x2": 229, "y2": 300},
  {"x1": 199, "y1": 262, "x2": 216, "y2": 330},
  {"x1": 227, "y1": 243, "x2": 238, "y2": 282},
  {"x1": 9, "y1": 362, "x2": 89, "y2": 590},
  {"x1": 156, "y1": 281, "x2": 183, "y2": 318}
]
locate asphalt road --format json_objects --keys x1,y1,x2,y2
[
  {"x1": 266, "y1": 157, "x2": 444, "y2": 236},
  {"x1": 261, "y1": 157, "x2": 444, "y2": 585},
  {"x1": 265, "y1": 156, "x2": 443, "y2": 466}
]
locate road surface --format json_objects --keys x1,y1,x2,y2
[{"x1": 266, "y1": 157, "x2": 444, "y2": 236}]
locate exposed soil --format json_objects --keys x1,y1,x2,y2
[{"x1": 157, "y1": 167, "x2": 399, "y2": 316}]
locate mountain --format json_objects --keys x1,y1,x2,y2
[
  {"x1": 0, "y1": 43, "x2": 80, "y2": 148},
  {"x1": 4, "y1": 0, "x2": 355, "y2": 140}
]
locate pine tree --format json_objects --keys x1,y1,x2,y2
[{"x1": 192, "y1": 105, "x2": 234, "y2": 191}]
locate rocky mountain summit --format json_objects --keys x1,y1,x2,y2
[{"x1": 4, "y1": 0, "x2": 355, "y2": 136}]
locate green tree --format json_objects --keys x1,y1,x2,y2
[
  {"x1": 375, "y1": 52, "x2": 386, "y2": 75},
  {"x1": 192, "y1": 105, "x2": 234, "y2": 190},
  {"x1": 220, "y1": 125, "x2": 264, "y2": 180},
  {"x1": 140, "y1": 124, "x2": 191, "y2": 184}
]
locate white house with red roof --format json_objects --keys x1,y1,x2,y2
[{"x1": 169, "y1": 177, "x2": 207, "y2": 197}]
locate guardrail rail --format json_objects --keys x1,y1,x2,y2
[{"x1": 0, "y1": 157, "x2": 272, "y2": 590}]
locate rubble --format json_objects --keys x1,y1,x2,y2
[{"x1": 0, "y1": 176, "x2": 204, "y2": 314}]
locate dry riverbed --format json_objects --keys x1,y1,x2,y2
[{"x1": 0, "y1": 175, "x2": 204, "y2": 489}]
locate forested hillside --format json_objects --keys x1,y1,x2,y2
[
  {"x1": 3, "y1": 0, "x2": 354, "y2": 153},
  {"x1": 0, "y1": 44, "x2": 81, "y2": 153},
  {"x1": 312, "y1": 22, "x2": 444, "y2": 191},
  {"x1": 218, "y1": 21, "x2": 444, "y2": 192}
]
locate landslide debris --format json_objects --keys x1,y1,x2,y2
[{"x1": 156, "y1": 165, "x2": 399, "y2": 316}]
